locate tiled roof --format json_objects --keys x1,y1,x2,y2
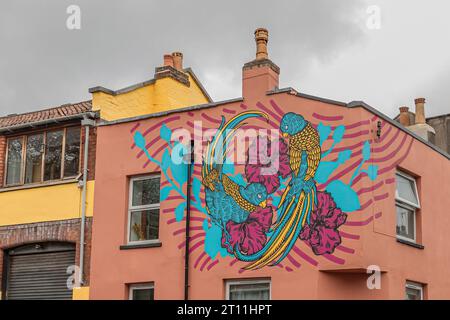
[{"x1": 0, "y1": 100, "x2": 92, "y2": 129}]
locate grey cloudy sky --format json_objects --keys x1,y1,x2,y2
[{"x1": 1, "y1": 0, "x2": 449, "y2": 118}]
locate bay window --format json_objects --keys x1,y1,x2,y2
[{"x1": 4, "y1": 127, "x2": 81, "y2": 187}]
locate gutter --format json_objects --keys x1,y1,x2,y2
[
  {"x1": 0, "y1": 112, "x2": 98, "y2": 134},
  {"x1": 78, "y1": 116, "x2": 95, "y2": 286}
]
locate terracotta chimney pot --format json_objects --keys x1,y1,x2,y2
[
  {"x1": 414, "y1": 98, "x2": 426, "y2": 124},
  {"x1": 172, "y1": 52, "x2": 183, "y2": 71},
  {"x1": 255, "y1": 28, "x2": 269, "y2": 60},
  {"x1": 399, "y1": 106, "x2": 410, "y2": 126}
]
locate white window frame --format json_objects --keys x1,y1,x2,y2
[
  {"x1": 225, "y1": 279, "x2": 271, "y2": 300},
  {"x1": 127, "y1": 175, "x2": 161, "y2": 244},
  {"x1": 128, "y1": 283, "x2": 154, "y2": 300},
  {"x1": 395, "y1": 171, "x2": 420, "y2": 243},
  {"x1": 405, "y1": 281, "x2": 424, "y2": 300}
]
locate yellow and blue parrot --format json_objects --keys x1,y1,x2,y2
[
  {"x1": 235, "y1": 112, "x2": 321, "y2": 269},
  {"x1": 202, "y1": 111, "x2": 270, "y2": 245}
]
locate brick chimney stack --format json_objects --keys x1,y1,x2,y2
[
  {"x1": 414, "y1": 98, "x2": 426, "y2": 124},
  {"x1": 172, "y1": 52, "x2": 183, "y2": 71},
  {"x1": 242, "y1": 28, "x2": 280, "y2": 100},
  {"x1": 164, "y1": 54, "x2": 174, "y2": 68},
  {"x1": 399, "y1": 106, "x2": 410, "y2": 127}
]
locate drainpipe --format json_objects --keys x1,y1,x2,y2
[
  {"x1": 79, "y1": 116, "x2": 95, "y2": 286},
  {"x1": 184, "y1": 140, "x2": 194, "y2": 300}
]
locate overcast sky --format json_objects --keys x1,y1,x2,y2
[{"x1": 1, "y1": 0, "x2": 449, "y2": 118}]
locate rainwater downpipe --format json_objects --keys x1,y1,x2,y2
[
  {"x1": 79, "y1": 116, "x2": 95, "y2": 286},
  {"x1": 184, "y1": 140, "x2": 194, "y2": 300}
]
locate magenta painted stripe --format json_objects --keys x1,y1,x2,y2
[
  {"x1": 343, "y1": 130, "x2": 370, "y2": 139},
  {"x1": 130, "y1": 122, "x2": 140, "y2": 133},
  {"x1": 161, "y1": 180, "x2": 170, "y2": 187},
  {"x1": 324, "y1": 254, "x2": 345, "y2": 265},
  {"x1": 285, "y1": 266, "x2": 293, "y2": 272},
  {"x1": 319, "y1": 158, "x2": 362, "y2": 189},
  {"x1": 372, "y1": 134, "x2": 407, "y2": 163},
  {"x1": 336, "y1": 245, "x2": 355, "y2": 254},
  {"x1": 292, "y1": 245, "x2": 318, "y2": 266},
  {"x1": 201, "y1": 113, "x2": 222, "y2": 124},
  {"x1": 375, "y1": 212, "x2": 382, "y2": 219},
  {"x1": 255, "y1": 116, "x2": 278, "y2": 129},
  {"x1": 371, "y1": 115, "x2": 378, "y2": 122},
  {"x1": 163, "y1": 208, "x2": 174, "y2": 214},
  {"x1": 200, "y1": 257, "x2": 211, "y2": 271},
  {"x1": 374, "y1": 192, "x2": 389, "y2": 201},
  {"x1": 166, "y1": 195, "x2": 183, "y2": 201},
  {"x1": 187, "y1": 121, "x2": 194, "y2": 128},
  {"x1": 178, "y1": 232, "x2": 206, "y2": 249},
  {"x1": 270, "y1": 100, "x2": 285, "y2": 117},
  {"x1": 223, "y1": 108, "x2": 236, "y2": 114},
  {"x1": 312, "y1": 113, "x2": 344, "y2": 121},
  {"x1": 173, "y1": 226, "x2": 203, "y2": 236},
  {"x1": 188, "y1": 111, "x2": 194, "y2": 117},
  {"x1": 188, "y1": 240, "x2": 205, "y2": 254},
  {"x1": 167, "y1": 216, "x2": 204, "y2": 225},
  {"x1": 340, "y1": 231, "x2": 360, "y2": 240},
  {"x1": 137, "y1": 136, "x2": 161, "y2": 158},
  {"x1": 378, "y1": 138, "x2": 413, "y2": 175},
  {"x1": 142, "y1": 116, "x2": 180, "y2": 137},
  {"x1": 194, "y1": 252, "x2": 207, "y2": 269},
  {"x1": 256, "y1": 102, "x2": 282, "y2": 122},
  {"x1": 379, "y1": 125, "x2": 393, "y2": 142},
  {"x1": 356, "y1": 180, "x2": 384, "y2": 195},
  {"x1": 230, "y1": 259, "x2": 238, "y2": 266},
  {"x1": 385, "y1": 177, "x2": 395, "y2": 184},
  {"x1": 207, "y1": 259, "x2": 219, "y2": 270},
  {"x1": 328, "y1": 140, "x2": 366, "y2": 154},
  {"x1": 356, "y1": 199, "x2": 373, "y2": 212},
  {"x1": 286, "y1": 254, "x2": 301, "y2": 268},
  {"x1": 373, "y1": 129, "x2": 400, "y2": 153},
  {"x1": 345, "y1": 215, "x2": 374, "y2": 226}
]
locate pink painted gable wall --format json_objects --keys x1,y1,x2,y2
[{"x1": 90, "y1": 91, "x2": 450, "y2": 299}]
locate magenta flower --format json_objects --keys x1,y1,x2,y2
[
  {"x1": 299, "y1": 191, "x2": 347, "y2": 255},
  {"x1": 245, "y1": 138, "x2": 290, "y2": 194},
  {"x1": 221, "y1": 206, "x2": 273, "y2": 255}
]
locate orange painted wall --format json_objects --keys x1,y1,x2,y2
[{"x1": 90, "y1": 91, "x2": 450, "y2": 299}]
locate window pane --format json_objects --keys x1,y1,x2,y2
[
  {"x1": 25, "y1": 134, "x2": 44, "y2": 184},
  {"x1": 229, "y1": 283, "x2": 270, "y2": 300},
  {"x1": 64, "y1": 127, "x2": 81, "y2": 177},
  {"x1": 406, "y1": 286, "x2": 422, "y2": 300},
  {"x1": 6, "y1": 137, "x2": 23, "y2": 185},
  {"x1": 132, "y1": 288, "x2": 154, "y2": 300},
  {"x1": 132, "y1": 177, "x2": 160, "y2": 206},
  {"x1": 396, "y1": 174, "x2": 419, "y2": 206},
  {"x1": 129, "y1": 209, "x2": 160, "y2": 241},
  {"x1": 396, "y1": 205, "x2": 415, "y2": 240},
  {"x1": 44, "y1": 130, "x2": 63, "y2": 181}
]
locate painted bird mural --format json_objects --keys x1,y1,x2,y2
[
  {"x1": 235, "y1": 112, "x2": 321, "y2": 269},
  {"x1": 202, "y1": 111, "x2": 271, "y2": 246}
]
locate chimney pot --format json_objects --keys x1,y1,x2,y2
[
  {"x1": 414, "y1": 97, "x2": 426, "y2": 124},
  {"x1": 163, "y1": 54, "x2": 174, "y2": 67},
  {"x1": 172, "y1": 52, "x2": 183, "y2": 71},
  {"x1": 254, "y1": 28, "x2": 269, "y2": 60},
  {"x1": 399, "y1": 106, "x2": 410, "y2": 126}
]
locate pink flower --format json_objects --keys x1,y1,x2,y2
[
  {"x1": 299, "y1": 192, "x2": 347, "y2": 255},
  {"x1": 245, "y1": 138, "x2": 290, "y2": 194},
  {"x1": 221, "y1": 206, "x2": 273, "y2": 255}
]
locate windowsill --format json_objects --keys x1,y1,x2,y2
[
  {"x1": 397, "y1": 238, "x2": 424, "y2": 249},
  {"x1": 0, "y1": 178, "x2": 79, "y2": 193},
  {"x1": 120, "y1": 241, "x2": 162, "y2": 250}
]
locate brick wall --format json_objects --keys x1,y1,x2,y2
[
  {"x1": 80, "y1": 126, "x2": 97, "y2": 181},
  {"x1": 0, "y1": 217, "x2": 93, "y2": 292},
  {"x1": 0, "y1": 136, "x2": 6, "y2": 187}
]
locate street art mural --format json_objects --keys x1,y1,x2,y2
[{"x1": 131, "y1": 99, "x2": 413, "y2": 272}]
